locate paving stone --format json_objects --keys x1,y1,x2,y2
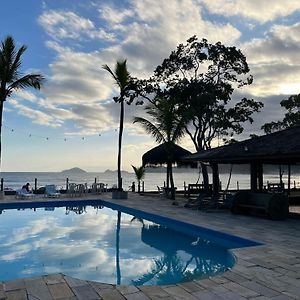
[
  {"x1": 4, "y1": 279, "x2": 26, "y2": 291},
  {"x1": 25, "y1": 278, "x2": 53, "y2": 300},
  {"x1": 97, "y1": 289, "x2": 126, "y2": 300},
  {"x1": 217, "y1": 291, "x2": 247, "y2": 300},
  {"x1": 72, "y1": 285, "x2": 100, "y2": 300},
  {"x1": 88, "y1": 281, "x2": 115, "y2": 291},
  {"x1": 162, "y1": 286, "x2": 199, "y2": 300},
  {"x1": 48, "y1": 282, "x2": 74, "y2": 299},
  {"x1": 222, "y1": 282, "x2": 260, "y2": 298},
  {"x1": 239, "y1": 280, "x2": 280, "y2": 297},
  {"x1": 44, "y1": 274, "x2": 65, "y2": 285},
  {"x1": 192, "y1": 290, "x2": 223, "y2": 300},
  {"x1": 64, "y1": 276, "x2": 87, "y2": 288},
  {"x1": 177, "y1": 281, "x2": 203, "y2": 293},
  {"x1": 222, "y1": 271, "x2": 249, "y2": 284},
  {"x1": 6, "y1": 289, "x2": 27, "y2": 300},
  {"x1": 139, "y1": 285, "x2": 171, "y2": 299},
  {"x1": 194, "y1": 279, "x2": 218, "y2": 289},
  {"x1": 124, "y1": 292, "x2": 150, "y2": 300},
  {"x1": 116, "y1": 286, "x2": 139, "y2": 295},
  {"x1": 270, "y1": 295, "x2": 295, "y2": 300}
]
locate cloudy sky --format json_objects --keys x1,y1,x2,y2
[{"x1": 1, "y1": 0, "x2": 300, "y2": 172}]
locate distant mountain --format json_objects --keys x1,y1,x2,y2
[{"x1": 61, "y1": 167, "x2": 87, "y2": 174}]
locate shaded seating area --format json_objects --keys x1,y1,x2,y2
[
  {"x1": 184, "y1": 126, "x2": 300, "y2": 219},
  {"x1": 231, "y1": 191, "x2": 289, "y2": 220},
  {"x1": 143, "y1": 143, "x2": 196, "y2": 199}
]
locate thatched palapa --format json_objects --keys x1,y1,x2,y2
[{"x1": 142, "y1": 143, "x2": 196, "y2": 167}]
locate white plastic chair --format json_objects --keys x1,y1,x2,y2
[
  {"x1": 45, "y1": 185, "x2": 61, "y2": 198},
  {"x1": 16, "y1": 188, "x2": 35, "y2": 199}
]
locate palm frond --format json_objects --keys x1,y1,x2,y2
[
  {"x1": 133, "y1": 116, "x2": 166, "y2": 144},
  {"x1": 115, "y1": 59, "x2": 130, "y2": 89},
  {"x1": 8, "y1": 74, "x2": 44, "y2": 91},
  {"x1": 131, "y1": 165, "x2": 146, "y2": 180},
  {"x1": 102, "y1": 64, "x2": 118, "y2": 83}
]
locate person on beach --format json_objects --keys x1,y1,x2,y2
[{"x1": 22, "y1": 183, "x2": 32, "y2": 193}]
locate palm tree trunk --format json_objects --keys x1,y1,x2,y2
[
  {"x1": 117, "y1": 99, "x2": 124, "y2": 190},
  {"x1": 169, "y1": 162, "x2": 175, "y2": 200},
  {"x1": 116, "y1": 211, "x2": 121, "y2": 285}
]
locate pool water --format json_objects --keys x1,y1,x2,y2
[{"x1": 0, "y1": 202, "x2": 253, "y2": 285}]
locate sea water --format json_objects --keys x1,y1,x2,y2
[{"x1": 0, "y1": 170, "x2": 299, "y2": 191}]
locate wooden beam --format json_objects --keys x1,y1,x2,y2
[
  {"x1": 211, "y1": 163, "x2": 220, "y2": 196},
  {"x1": 250, "y1": 163, "x2": 258, "y2": 192}
]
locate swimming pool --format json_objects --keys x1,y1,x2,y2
[{"x1": 0, "y1": 200, "x2": 261, "y2": 285}]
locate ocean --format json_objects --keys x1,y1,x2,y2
[{"x1": 1, "y1": 170, "x2": 299, "y2": 192}]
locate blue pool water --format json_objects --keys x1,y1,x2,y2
[{"x1": 0, "y1": 200, "x2": 260, "y2": 285}]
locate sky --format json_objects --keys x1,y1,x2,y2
[{"x1": 1, "y1": 0, "x2": 300, "y2": 172}]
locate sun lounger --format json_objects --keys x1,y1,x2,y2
[
  {"x1": 45, "y1": 185, "x2": 61, "y2": 198},
  {"x1": 15, "y1": 188, "x2": 35, "y2": 199}
]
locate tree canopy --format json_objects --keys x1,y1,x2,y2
[
  {"x1": 262, "y1": 93, "x2": 300, "y2": 133},
  {"x1": 147, "y1": 36, "x2": 263, "y2": 152}
]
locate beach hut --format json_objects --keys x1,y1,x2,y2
[{"x1": 142, "y1": 143, "x2": 196, "y2": 167}]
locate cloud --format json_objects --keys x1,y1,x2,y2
[
  {"x1": 33, "y1": 0, "x2": 242, "y2": 136},
  {"x1": 38, "y1": 10, "x2": 115, "y2": 41},
  {"x1": 201, "y1": 0, "x2": 300, "y2": 23},
  {"x1": 241, "y1": 22, "x2": 300, "y2": 97},
  {"x1": 9, "y1": 99, "x2": 63, "y2": 128}
]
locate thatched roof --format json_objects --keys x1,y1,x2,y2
[
  {"x1": 142, "y1": 143, "x2": 195, "y2": 167},
  {"x1": 185, "y1": 125, "x2": 300, "y2": 164}
]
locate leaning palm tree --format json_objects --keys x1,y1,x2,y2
[
  {"x1": 103, "y1": 60, "x2": 131, "y2": 191},
  {"x1": 131, "y1": 165, "x2": 145, "y2": 193},
  {"x1": 0, "y1": 36, "x2": 44, "y2": 170},
  {"x1": 133, "y1": 98, "x2": 186, "y2": 200}
]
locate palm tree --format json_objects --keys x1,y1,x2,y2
[
  {"x1": 102, "y1": 60, "x2": 131, "y2": 191},
  {"x1": 131, "y1": 165, "x2": 145, "y2": 193},
  {"x1": 133, "y1": 98, "x2": 186, "y2": 200},
  {"x1": 0, "y1": 36, "x2": 44, "y2": 170}
]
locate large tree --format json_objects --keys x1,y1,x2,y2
[
  {"x1": 133, "y1": 98, "x2": 186, "y2": 200},
  {"x1": 262, "y1": 93, "x2": 300, "y2": 133},
  {"x1": 0, "y1": 36, "x2": 44, "y2": 170},
  {"x1": 147, "y1": 36, "x2": 263, "y2": 191}
]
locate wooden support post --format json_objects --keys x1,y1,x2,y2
[
  {"x1": 0, "y1": 178, "x2": 3, "y2": 191},
  {"x1": 34, "y1": 178, "x2": 37, "y2": 191},
  {"x1": 257, "y1": 163, "x2": 263, "y2": 192},
  {"x1": 95, "y1": 177, "x2": 97, "y2": 183},
  {"x1": 66, "y1": 178, "x2": 69, "y2": 191},
  {"x1": 211, "y1": 163, "x2": 220, "y2": 196},
  {"x1": 250, "y1": 163, "x2": 258, "y2": 192},
  {"x1": 142, "y1": 181, "x2": 144, "y2": 192},
  {"x1": 288, "y1": 164, "x2": 291, "y2": 195},
  {"x1": 237, "y1": 181, "x2": 239, "y2": 190}
]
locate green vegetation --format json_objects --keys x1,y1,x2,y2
[
  {"x1": 0, "y1": 36, "x2": 44, "y2": 170},
  {"x1": 133, "y1": 99, "x2": 186, "y2": 200},
  {"x1": 103, "y1": 59, "x2": 133, "y2": 191},
  {"x1": 135, "y1": 36, "x2": 263, "y2": 192},
  {"x1": 131, "y1": 165, "x2": 146, "y2": 193},
  {"x1": 262, "y1": 94, "x2": 300, "y2": 133}
]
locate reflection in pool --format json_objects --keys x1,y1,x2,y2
[{"x1": 0, "y1": 205, "x2": 236, "y2": 285}]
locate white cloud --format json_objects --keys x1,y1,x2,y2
[
  {"x1": 99, "y1": 5, "x2": 134, "y2": 26},
  {"x1": 241, "y1": 22, "x2": 300, "y2": 97},
  {"x1": 38, "y1": 10, "x2": 115, "y2": 41},
  {"x1": 9, "y1": 99, "x2": 63, "y2": 128},
  {"x1": 201, "y1": 0, "x2": 300, "y2": 23}
]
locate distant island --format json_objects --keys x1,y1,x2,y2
[
  {"x1": 103, "y1": 169, "x2": 131, "y2": 175},
  {"x1": 61, "y1": 167, "x2": 87, "y2": 174}
]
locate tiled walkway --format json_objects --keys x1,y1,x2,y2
[{"x1": 0, "y1": 193, "x2": 300, "y2": 299}]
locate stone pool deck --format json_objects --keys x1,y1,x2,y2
[{"x1": 0, "y1": 193, "x2": 300, "y2": 300}]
